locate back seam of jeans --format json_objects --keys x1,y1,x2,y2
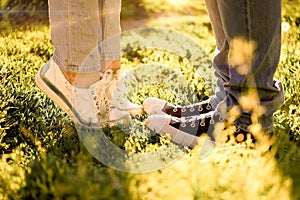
[{"x1": 244, "y1": 0, "x2": 251, "y2": 41}]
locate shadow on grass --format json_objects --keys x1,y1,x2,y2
[
  {"x1": 20, "y1": 123, "x2": 134, "y2": 199},
  {"x1": 272, "y1": 127, "x2": 300, "y2": 199}
]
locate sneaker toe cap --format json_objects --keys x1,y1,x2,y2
[
  {"x1": 145, "y1": 114, "x2": 172, "y2": 133},
  {"x1": 143, "y1": 97, "x2": 167, "y2": 115},
  {"x1": 127, "y1": 103, "x2": 144, "y2": 116}
]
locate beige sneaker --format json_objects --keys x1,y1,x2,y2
[
  {"x1": 93, "y1": 68, "x2": 143, "y2": 123},
  {"x1": 35, "y1": 59, "x2": 142, "y2": 127}
]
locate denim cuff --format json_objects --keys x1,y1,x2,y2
[
  {"x1": 100, "y1": 53, "x2": 121, "y2": 61},
  {"x1": 234, "y1": 113, "x2": 274, "y2": 133}
]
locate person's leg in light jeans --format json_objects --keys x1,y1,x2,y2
[
  {"x1": 35, "y1": 0, "x2": 142, "y2": 126},
  {"x1": 49, "y1": 0, "x2": 121, "y2": 87},
  {"x1": 205, "y1": 0, "x2": 284, "y2": 133},
  {"x1": 100, "y1": 0, "x2": 121, "y2": 72}
]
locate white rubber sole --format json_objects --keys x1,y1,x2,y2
[{"x1": 35, "y1": 69, "x2": 75, "y2": 120}]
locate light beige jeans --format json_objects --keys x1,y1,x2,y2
[{"x1": 49, "y1": 0, "x2": 121, "y2": 73}]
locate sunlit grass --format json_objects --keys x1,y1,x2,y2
[
  {"x1": 129, "y1": 145, "x2": 292, "y2": 200},
  {"x1": 141, "y1": 0, "x2": 207, "y2": 16},
  {"x1": 0, "y1": 0, "x2": 300, "y2": 199}
]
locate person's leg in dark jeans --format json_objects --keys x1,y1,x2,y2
[{"x1": 144, "y1": 0, "x2": 284, "y2": 149}]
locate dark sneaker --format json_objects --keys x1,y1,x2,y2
[
  {"x1": 233, "y1": 128, "x2": 255, "y2": 143},
  {"x1": 143, "y1": 97, "x2": 213, "y2": 117},
  {"x1": 145, "y1": 111, "x2": 225, "y2": 148},
  {"x1": 145, "y1": 110, "x2": 255, "y2": 148}
]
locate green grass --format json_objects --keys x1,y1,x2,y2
[{"x1": 1, "y1": 0, "x2": 300, "y2": 199}]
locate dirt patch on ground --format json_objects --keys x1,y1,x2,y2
[{"x1": 121, "y1": 18, "x2": 149, "y2": 30}]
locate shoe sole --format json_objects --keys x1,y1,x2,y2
[{"x1": 35, "y1": 66, "x2": 75, "y2": 121}]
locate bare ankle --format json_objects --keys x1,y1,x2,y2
[
  {"x1": 61, "y1": 70, "x2": 101, "y2": 88},
  {"x1": 60, "y1": 59, "x2": 120, "y2": 88},
  {"x1": 101, "y1": 60, "x2": 120, "y2": 72}
]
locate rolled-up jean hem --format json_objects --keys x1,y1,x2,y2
[
  {"x1": 52, "y1": 53, "x2": 122, "y2": 74},
  {"x1": 100, "y1": 53, "x2": 121, "y2": 61},
  {"x1": 52, "y1": 54, "x2": 101, "y2": 73},
  {"x1": 234, "y1": 116, "x2": 274, "y2": 134}
]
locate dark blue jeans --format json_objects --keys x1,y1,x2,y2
[{"x1": 205, "y1": 0, "x2": 284, "y2": 133}]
